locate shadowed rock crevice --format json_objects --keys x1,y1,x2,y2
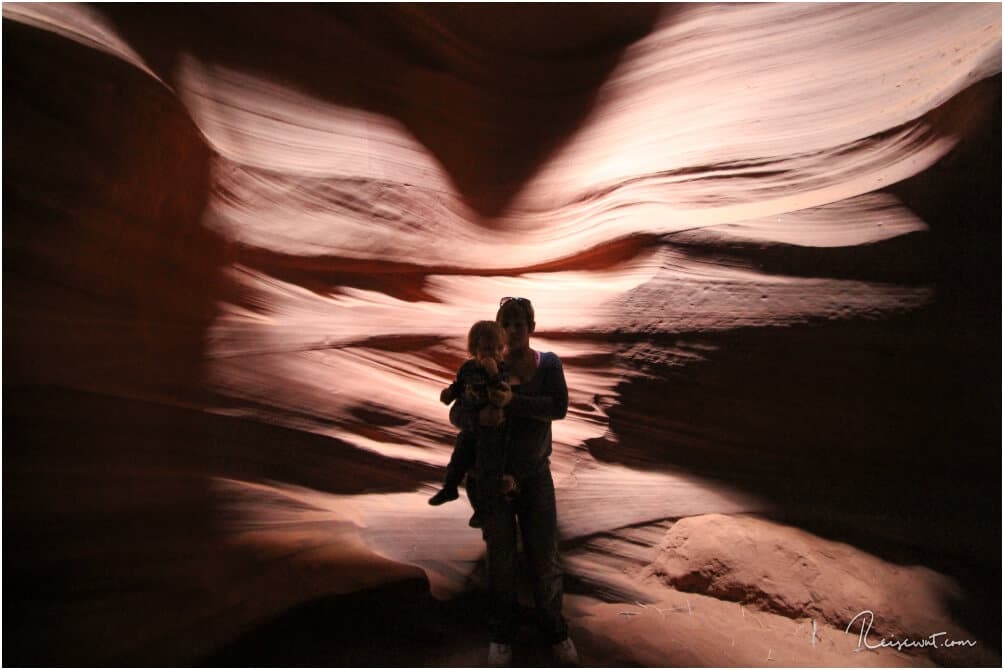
[
  {"x1": 4, "y1": 20, "x2": 239, "y2": 665},
  {"x1": 663, "y1": 231, "x2": 934, "y2": 285},
  {"x1": 587, "y1": 310, "x2": 998, "y2": 650},
  {"x1": 583, "y1": 94, "x2": 1000, "y2": 651},
  {"x1": 99, "y1": 4, "x2": 664, "y2": 218},
  {"x1": 225, "y1": 232, "x2": 663, "y2": 304},
  {"x1": 3, "y1": 6, "x2": 999, "y2": 667},
  {"x1": 2, "y1": 19, "x2": 222, "y2": 397},
  {"x1": 2, "y1": 386, "x2": 447, "y2": 665},
  {"x1": 202, "y1": 576, "x2": 574, "y2": 668},
  {"x1": 889, "y1": 74, "x2": 1002, "y2": 309}
]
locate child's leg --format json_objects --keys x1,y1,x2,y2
[
  {"x1": 445, "y1": 431, "x2": 477, "y2": 489},
  {"x1": 430, "y1": 431, "x2": 476, "y2": 506}
]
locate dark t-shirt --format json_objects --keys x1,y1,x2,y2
[
  {"x1": 451, "y1": 358, "x2": 509, "y2": 412},
  {"x1": 456, "y1": 351, "x2": 568, "y2": 480},
  {"x1": 450, "y1": 351, "x2": 568, "y2": 479}
]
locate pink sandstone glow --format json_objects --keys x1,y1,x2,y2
[{"x1": 3, "y1": 3, "x2": 1000, "y2": 666}]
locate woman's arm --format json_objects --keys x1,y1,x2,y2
[
  {"x1": 507, "y1": 357, "x2": 569, "y2": 422},
  {"x1": 449, "y1": 401, "x2": 479, "y2": 431}
]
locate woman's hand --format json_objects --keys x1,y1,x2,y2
[
  {"x1": 488, "y1": 382, "x2": 512, "y2": 408},
  {"x1": 499, "y1": 475, "x2": 519, "y2": 501},
  {"x1": 479, "y1": 405, "x2": 505, "y2": 426}
]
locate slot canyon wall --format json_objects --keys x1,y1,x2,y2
[{"x1": 3, "y1": 4, "x2": 1001, "y2": 666}]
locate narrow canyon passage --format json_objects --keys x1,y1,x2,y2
[{"x1": 3, "y1": 4, "x2": 1000, "y2": 666}]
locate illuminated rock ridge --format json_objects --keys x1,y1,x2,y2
[{"x1": 3, "y1": 4, "x2": 1000, "y2": 666}]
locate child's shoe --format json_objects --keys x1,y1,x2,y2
[{"x1": 428, "y1": 486, "x2": 459, "y2": 506}]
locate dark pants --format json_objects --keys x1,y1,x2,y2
[
  {"x1": 443, "y1": 431, "x2": 477, "y2": 490},
  {"x1": 479, "y1": 468, "x2": 568, "y2": 645}
]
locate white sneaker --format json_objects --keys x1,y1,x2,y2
[
  {"x1": 552, "y1": 637, "x2": 580, "y2": 666},
  {"x1": 488, "y1": 642, "x2": 513, "y2": 667}
]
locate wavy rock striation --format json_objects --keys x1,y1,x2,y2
[{"x1": 3, "y1": 3, "x2": 1000, "y2": 665}]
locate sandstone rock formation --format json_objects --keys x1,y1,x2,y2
[
  {"x1": 643, "y1": 514, "x2": 993, "y2": 665},
  {"x1": 3, "y1": 3, "x2": 1000, "y2": 665}
]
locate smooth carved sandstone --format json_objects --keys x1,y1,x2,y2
[{"x1": 3, "y1": 3, "x2": 999, "y2": 666}]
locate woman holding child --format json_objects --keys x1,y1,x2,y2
[{"x1": 435, "y1": 297, "x2": 577, "y2": 666}]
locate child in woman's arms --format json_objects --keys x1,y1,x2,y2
[{"x1": 429, "y1": 321, "x2": 511, "y2": 527}]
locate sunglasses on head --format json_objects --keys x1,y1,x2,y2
[{"x1": 499, "y1": 296, "x2": 529, "y2": 307}]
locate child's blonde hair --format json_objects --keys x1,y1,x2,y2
[{"x1": 467, "y1": 320, "x2": 505, "y2": 356}]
